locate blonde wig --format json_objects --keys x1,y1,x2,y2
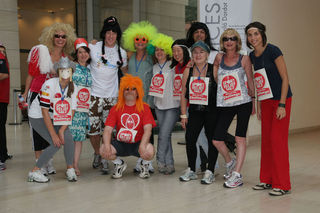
[
  {"x1": 219, "y1": 28, "x2": 242, "y2": 53},
  {"x1": 39, "y1": 23, "x2": 77, "y2": 55},
  {"x1": 116, "y1": 74, "x2": 146, "y2": 113}
]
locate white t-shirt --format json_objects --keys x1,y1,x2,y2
[
  {"x1": 39, "y1": 78, "x2": 78, "y2": 119},
  {"x1": 208, "y1": 50, "x2": 218, "y2": 64},
  {"x1": 89, "y1": 42, "x2": 127, "y2": 98}
]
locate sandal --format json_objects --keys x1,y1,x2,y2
[
  {"x1": 252, "y1": 183, "x2": 272, "y2": 190},
  {"x1": 269, "y1": 188, "x2": 291, "y2": 196}
]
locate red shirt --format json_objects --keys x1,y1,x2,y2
[
  {"x1": 0, "y1": 53, "x2": 10, "y2": 103},
  {"x1": 105, "y1": 104, "x2": 156, "y2": 143}
]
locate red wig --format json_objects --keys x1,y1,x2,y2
[{"x1": 116, "y1": 74, "x2": 145, "y2": 112}]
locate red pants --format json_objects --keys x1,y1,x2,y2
[{"x1": 260, "y1": 97, "x2": 292, "y2": 190}]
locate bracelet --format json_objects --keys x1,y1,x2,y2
[
  {"x1": 180, "y1": 114, "x2": 188, "y2": 119},
  {"x1": 278, "y1": 103, "x2": 286, "y2": 108}
]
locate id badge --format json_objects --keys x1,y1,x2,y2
[
  {"x1": 189, "y1": 76, "x2": 209, "y2": 105},
  {"x1": 149, "y1": 72, "x2": 168, "y2": 98},
  {"x1": 254, "y1": 68, "x2": 273, "y2": 101},
  {"x1": 76, "y1": 86, "x2": 91, "y2": 112},
  {"x1": 53, "y1": 97, "x2": 72, "y2": 125},
  {"x1": 220, "y1": 72, "x2": 243, "y2": 104}
]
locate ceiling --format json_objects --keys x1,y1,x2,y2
[{"x1": 18, "y1": 0, "x2": 75, "y2": 13}]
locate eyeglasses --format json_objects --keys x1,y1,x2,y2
[
  {"x1": 125, "y1": 87, "x2": 137, "y2": 91},
  {"x1": 54, "y1": 34, "x2": 67, "y2": 39},
  {"x1": 222, "y1": 36, "x2": 238, "y2": 42},
  {"x1": 134, "y1": 36, "x2": 147, "y2": 44}
]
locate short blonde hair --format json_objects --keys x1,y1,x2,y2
[
  {"x1": 39, "y1": 23, "x2": 77, "y2": 55},
  {"x1": 219, "y1": 28, "x2": 242, "y2": 53}
]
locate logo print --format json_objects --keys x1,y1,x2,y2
[
  {"x1": 190, "y1": 79, "x2": 206, "y2": 94},
  {"x1": 254, "y1": 73, "x2": 265, "y2": 89},
  {"x1": 152, "y1": 73, "x2": 164, "y2": 88},
  {"x1": 222, "y1": 76, "x2": 237, "y2": 92},
  {"x1": 174, "y1": 75, "x2": 182, "y2": 90},
  {"x1": 121, "y1": 113, "x2": 140, "y2": 130},
  {"x1": 78, "y1": 88, "x2": 90, "y2": 102},
  {"x1": 55, "y1": 100, "x2": 70, "y2": 115}
]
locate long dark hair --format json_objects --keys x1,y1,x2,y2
[
  {"x1": 170, "y1": 39, "x2": 190, "y2": 69},
  {"x1": 186, "y1": 22, "x2": 216, "y2": 51},
  {"x1": 74, "y1": 46, "x2": 91, "y2": 65}
]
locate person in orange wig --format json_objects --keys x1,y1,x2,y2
[{"x1": 100, "y1": 74, "x2": 156, "y2": 179}]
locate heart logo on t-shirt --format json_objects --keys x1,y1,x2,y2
[{"x1": 121, "y1": 113, "x2": 140, "y2": 130}]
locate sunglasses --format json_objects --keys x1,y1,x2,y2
[
  {"x1": 222, "y1": 36, "x2": 238, "y2": 42},
  {"x1": 54, "y1": 34, "x2": 67, "y2": 39},
  {"x1": 134, "y1": 36, "x2": 147, "y2": 44},
  {"x1": 125, "y1": 87, "x2": 137, "y2": 91}
]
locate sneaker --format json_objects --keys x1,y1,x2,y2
[
  {"x1": 139, "y1": 161, "x2": 150, "y2": 179},
  {"x1": 157, "y1": 162, "x2": 166, "y2": 174},
  {"x1": 269, "y1": 188, "x2": 291, "y2": 196},
  {"x1": 224, "y1": 171, "x2": 243, "y2": 188},
  {"x1": 66, "y1": 168, "x2": 77, "y2": 182},
  {"x1": 46, "y1": 158, "x2": 56, "y2": 174},
  {"x1": 148, "y1": 161, "x2": 155, "y2": 173},
  {"x1": 0, "y1": 162, "x2": 6, "y2": 171},
  {"x1": 92, "y1": 154, "x2": 101, "y2": 169},
  {"x1": 165, "y1": 165, "x2": 175, "y2": 175},
  {"x1": 224, "y1": 158, "x2": 236, "y2": 179},
  {"x1": 28, "y1": 170, "x2": 50, "y2": 183},
  {"x1": 101, "y1": 159, "x2": 109, "y2": 174},
  {"x1": 179, "y1": 168, "x2": 198, "y2": 182},
  {"x1": 252, "y1": 183, "x2": 272, "y2": 190},
  {"x1": 40, "y1": 167, "x2": 48, "y2": 176},
  {"x1": 201, "y1": 170, "x2": 215, "y2": 185},
  {"x1": 133, "y1": 158, "x2": 142, "y2": 173},
  {"x1": 112, "y1": 160, "x2": 127, "y2": 179}
]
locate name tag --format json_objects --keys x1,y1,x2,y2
[
  {"x1": 189, "y1": 77, "x2": 209, "y2": 105},
  {"x1": 53, "y1": 98, "x2": 72, "y2": 125},
  {"x1": 76, "y1": 86, "x2": 91, "y2": 112},
  {"x1": 219, "y1": 72, "x2": 243, "y2": 104},
  {"x1": 149, "y1": 72, "x2": 168, "y2": 98},
  {"x1": 254, "y1": 68, "x2": 273, "y2": 101}
]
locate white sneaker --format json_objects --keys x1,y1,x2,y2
[
  {"x1": 112, "y1": 160, "x2": 127, "y2": 179},
  {"x1": 148, "y1": 161, "x2": 155, "y2": 173},
  {"x1": 133, "y1": 158, "x2": 142, "y2": 173},
  {"x1": 28, "y1": 170, "x2": 50, "y2": 183},
  {"x1": 224, "y1": 171, "x2": 243, "y2": 188},
  {"x1": 179, "y1": 168, "x2": 198, "y2": 182},
  {"x1": 66, "y1": 168, "x2": 77, "y2": 182},
  {"x1": 46, "y1": 158, "x2": 56, "y2": 174},
  {"x1": 101, "y1": 159, "x2": 109, "y2": 174},
  {"x1": 40, "y1": 167, "x2": 48, "y2": 176},
  {"x1": 139, "y1": 161, "x2": 150, "y2": 179},
  {"x1": 92, "y1": 153, "x2": 101, "y2": 169},
  {"x1": 224, "y1": 158, "x2": 236, "y2": 179},
  {"x1": 201, "y1": 170, "x2": 215, "y2": 185}
]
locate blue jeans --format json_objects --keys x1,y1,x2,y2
[{"x1": 155, "y1": 107, "x2": 180, "y2": 166}]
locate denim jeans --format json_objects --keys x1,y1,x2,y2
[{"x1": 155, "y1": 107, "x2": 180, "y2": 166}]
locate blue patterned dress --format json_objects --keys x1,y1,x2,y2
[{"x1": 69, "y1": 64, "x2": 92, "y2": 141}]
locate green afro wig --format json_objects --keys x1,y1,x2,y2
[
  {"x1": 122, "y1": 21, "x2": 158, "y2": 52},
  {"x1": 148, "y1": 33, "x2": 174, "y2": 57}
]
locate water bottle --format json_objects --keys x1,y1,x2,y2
[{"x1": 18, "y1": 94, "x2": 28, "y2": 109}]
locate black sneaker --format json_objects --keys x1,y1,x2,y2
[{"x1": 269, "y1": 188, "x2": 291, "y2": 196}]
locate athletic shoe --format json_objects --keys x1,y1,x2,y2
[
  {"x1": 252, "y1": 183, "x2": 272, "y2": 190},
  {"x1": 224, "y1": 171, "x2": 243, "y2": 188},
  {"x1": 179, "y1": 168, "x2": 198, "y2": 182},
  {"x1": 112, "y1": 160, "x2": 127, "y2": 179},
  {"x1": 224, "y1": 158, "x2": 236, "y2": 179},
  {"x1": 139, "y1": 161, "x2": 150, "y2": 179},
  {"x1": 0, "y1": 162, "x2": 6, "y2": 172},
  {"x1": 46, "y1": 158, "x2": 56, "y2": 174},
  {"x1": 269, "y1": 188, "x2": 291, "y2": 196},
  {"x1": 165, "y1": 165, "x2": 175, "y2": 175},
  {"x1": 133, "y1": 158, "x2": 142, "y2": 173},
  {"x1": 66, "y1": 168, "x2": 77, "y2": 182},
  {"x1": 157, "y1": 162, "x2": 166, "y2": 174},
  {"x1": 201, "y1": 170, "x2": 215, "y2": 185},
  {"x1": 28, "y1": 170, "x2": 50, "y2": 183},
  {"x1": 101, "y1": 159, "x2": 109, "y2": 174},
  {"x1": 148, "y1": 161, "x2": 155, "y2": 173},
  {"x1": 92, "y1": 153, "x2": 101, "y2": 169},
  {"x1": 40, "y1": 167, "x2": 48, "y2": 176}
]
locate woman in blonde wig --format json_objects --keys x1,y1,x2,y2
[{"x1": 22, "y1": 23, "x2": 76, "y2": 176}]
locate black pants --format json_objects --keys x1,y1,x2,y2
[
  {"x1": 0, "y1": 103, "x2": 8, "y2": 163},
  {"x1": 185, "y1": 109, "x2": 219, "y2": 173}
]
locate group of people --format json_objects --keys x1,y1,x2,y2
[{"x1": 0, "y1": 16, "x2": 292, "y2": 197}]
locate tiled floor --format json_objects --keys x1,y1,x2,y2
[{"x1": 1, "y1": 122, "x2": 319, "y2": 213}]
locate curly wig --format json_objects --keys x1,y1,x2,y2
[
  {"x1": 39, "y1": 23, "x2": 77, "y2": 55},
  {"x1": 147, "y1": 33, "x2": 174, "y2": 57},
  {"x1": 116, "y1": 74, "x2": 145, "y2": 113},
  {"x1": 122, "y1": 21, "x2": 158, "y2": 52}
]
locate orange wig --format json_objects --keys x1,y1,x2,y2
[{"x1": 116, "y1": 74, "x2": 146, "y2": 112}]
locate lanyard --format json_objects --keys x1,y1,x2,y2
[
  {"x1": 157, "y1": 60, "x2": 167, "y2": 74},
  {"x1": 59, "y1": 84, "x2": 67, "y2": 101},
  {"x1": 135, "y1": 52, "x2": 146, "y2": 73},
  {"x1": 195, "y1": 63, "x2": 207, "y2": 80}
]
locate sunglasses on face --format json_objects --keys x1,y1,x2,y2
[
  {"x1": 125, "y1": 87, "x2": 137, "y2": 91},
  {"x1": 54, "y1": 34, "x2": 67, "y2": 39},
  {"x1": 134, "y1": 36, "x2": 147, "y2": 44},
  {"x1": 222, "y1": 36, "x2": 238, "y2": 42}
]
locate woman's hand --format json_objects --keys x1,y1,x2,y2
[
  {"x1": 100, "y1": 143, "x2": 112, "y2": 160},
  {"x1": 276, "y1": 107, "x2": 286, "y2": 120},
  {"x1": 52, "y1": 133, "x2": 62, "y2": 148},
  {"x1": 58, "y1": 128, "x2": 66, "y2": 145},
  {"x1": 251, "y1": 100, "x2": 256, "y2": 115},
  {"x1": 181, "y1": 118, "x2": 188, "y2": 129}
]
